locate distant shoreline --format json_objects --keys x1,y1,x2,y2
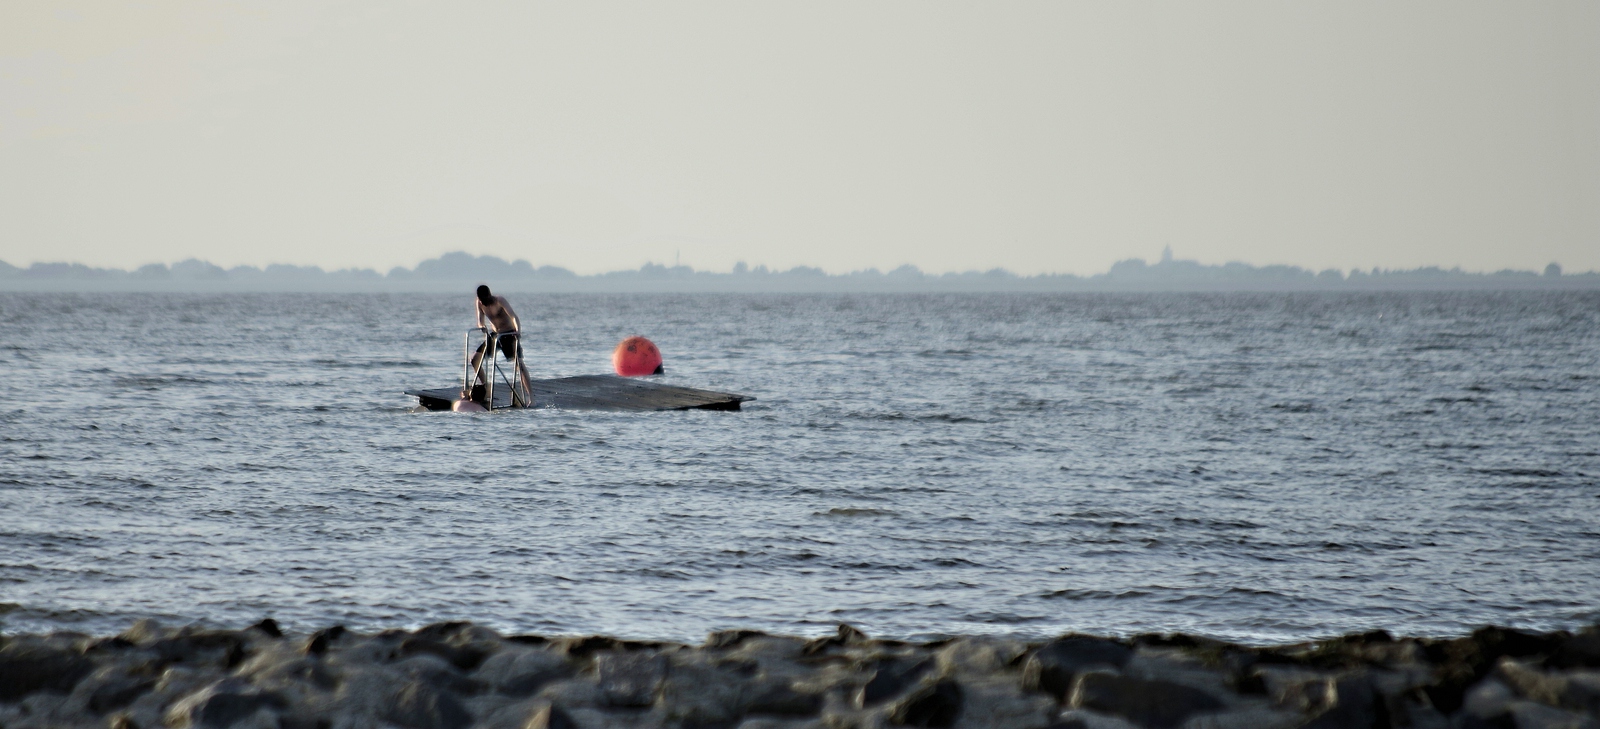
[
  {"x1": 2, "y1": 620, "x2": 1595, "y2": 728},
  {"x1": 2, "y1": 251, "x2": 1597, "y2": 293}
]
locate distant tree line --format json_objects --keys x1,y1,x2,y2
[{"x1": 0, "y1": 251, "x2": 1594, "y2": 292}]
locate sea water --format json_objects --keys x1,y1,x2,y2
[{"x1": 1, "y1": 291, "x2": 1597, "y2": 643}]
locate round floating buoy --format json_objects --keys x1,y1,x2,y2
[{"x1": 613, "y1": 336, "x2": 663, "y2": 377}]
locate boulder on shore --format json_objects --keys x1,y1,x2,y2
[{"x1": 0, "y1": 621, "x2": 1596, "y2": 728}]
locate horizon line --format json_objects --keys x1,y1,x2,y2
[
  {"x1": 0, "y1": 250, "x2": 1593, "y2": 280},
  {"x1": 4, "y1": 250, "x2": 1598, "y2": 294}
]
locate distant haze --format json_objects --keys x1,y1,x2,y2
[{"x1": 1, "y1": 1, "x2": 1595, "y2": 275}]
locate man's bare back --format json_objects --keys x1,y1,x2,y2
[{"x1": 476, "y1": 293, "x2": 520, "y2": 333}]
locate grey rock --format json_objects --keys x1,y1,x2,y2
[
  {"x1": 706, "y1": 631, "x2": 770, "y2": 650},
  {"x1": 120, "y1": 619, "x2": 171, "y2": 645},
  {"x1": 535, "y1": 677, "x2": 608, "y2": 709},
  {"x1": 724, "y1": 636, "x2": 809, "y2": 668},
  {"x1": 858, "y1": 658, "x2": 934, "y2": 707},
  {"x1": 277, "y1": 717, "x2": 330, "y2": 729},
  {"x1": 886, "y1": 679, "x2": 961, "y2": 727},
  {"x1": 393, "y1": 653, "x2": 485, "y2": 696},
  {"x1": 234, "y1": 652, "x2": 340, "y2": 693},
  {"x1": 303, "y1": 626, "x2": 347, "y2": 656},
  {"x1": 1460, "y1": 677, "x2": 1517, "y2": 723},
  {"x1": 320, "y1": 661, "x2": 402, "y2": 723},
  {"x1": 1177, "y1": 705, "x2": 1304, "y2": 729},
  {"x1": 1367, "y1": 665, "x2": 1445, "y2": 723},
  {"x1": 1378, "y1": 687, "x2": 1453, "y2": 729},
  {"x1": 384, "y1": 679, "x2": 474, "y2": 729},
  {"x1": 81, "y1": 672, "x2": 157, "y2": 714},
  {"x1": 2, "y1": 621, "x2": 1598, "y2": 729},
  {"x1": 747, "y1": 680, "x2": 823, "y2": 716},
  {"x1": 326, "y1": 631, "x2": 412, "y2": 669},
  {"x1": 477, "y1": 648, "x2": 572, "y2": 697},
  {"x1": 248, "y1": 619, "x2": 283, "y2": 638},
  {"x1": 1068, "y1": 672, "x2": 1224, "y2": 729},
  {"x1": 6, "y1": 690, "x2": 74, "y2": 729},
  {"x1": 163, "y1": 679, "x2": 286, "y2": 729},
  {"x1": 1299, "y1": 675, "x2": 1383, "y2": 729},
  {"x1": 521, "y1": 703, "x2": 579, "y2": 729},
  {"x1": 400, "y1": 623, "x2": 505, "y2": 673},
  {"x1": 594, "y1": 652, "x2": 668, "y2": 707},
  {"x1": 1501, "y1": 658, "x2": 1573, "y2": 706},
  {"x1": 1047, "y1": 720, "x2": 1090, "y2": 729},
  {"x1": 1052, "y1": 709, "x2": 1142, "y2": 729},
  {"x1": 1421, "y1": 626, "x2": 1567, "y2": 716},
  {"x1": 734, "y1": 719, "x2": 826, "y2": 729},
  {"x1": 1120, "y1": 652, "x2": 1235, "y2": 705},
  {"x1": 1551, "y1": 629, "x2": 1600, "y2": 670},
  {"x1": 801, "y1": 625, "x2": 869, "y2": 656},
  {"x1": 1499, "y1": 659, "x2": 1600, "y2": 716},
  {"x1": 655, "y1": 655, "x2": 753, "y2": 725},
  {"x1": 1022, "y1": 638, "x2": 1134, "y2": 701},
  {"x1": 110, "y1": 667, "x2": 214, "y2": 729},
  {"x1": 1566, "y1": 672, "x2": 1600, "y2": 716},
  {"x1": 944, "y1": 674, "x2": 1057, "y2": 729},
  {"x1": 1504, "y1": 699, "x2": 1600, "y2": 729},
  {"x1": 0, "y1": 641, "x2": 95, "y2": 700},
  {"x1": 1472, "y1": 627, "x2": 1564, "y2": 661},
  {"x1": 1252, "y1": 666, "x2": 1337, "y2": 713},
  {"x1": 150, "y1": 665, "x2": 220, "y2": 703},
  {"x1": 933, "y1": 638, "x2": 1029, "y2": 678},
  {"x1": 402, "y1": 636, "x2": 488, "y2": 672},
  {"x1": 145, "y1": 629, "x2": 249, "y2": 671}
]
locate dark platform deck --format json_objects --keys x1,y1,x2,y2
[{"x1": 406, "y1": 374, "x2": 752, "y2": 412}]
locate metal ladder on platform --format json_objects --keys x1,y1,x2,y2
[{"x1": 462, "y1": 328, "x2": 531, "y2": 409}]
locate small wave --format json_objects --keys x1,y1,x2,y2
[
  {"x1": 111, "y1": 374, "x2": 213, "y2": 389},
  {"x1": 1476, "y1": 468, "x2": 1563, "y2": 477},
  {"x1": 1171, "y1": 517, "x2": 1263, "y2": 530},
  {"x1": 1225, "y1": 587, "x2": 1289, "y2": 597},
  {"x1": 832, "y1": 561, "x2": 910, "y2": 571},
  {"x1": 609, "y1": 568, "x2": 692, "y2": 580},
  {"x1": 1039, "y1": 588, "x2": 1153, "y2": 600},
  {"x1": 817, "y1": 507, "x2": 896, "y2": 517},
  {"x1": 311, "y1": 358, "x2": 430, "y2": 368},
  {"x1": 855, "y1": 411, "x2": 987, "y2": 424},
  {"x1": 960, "y1": 612, "x2": 1044, "y2": 624}
]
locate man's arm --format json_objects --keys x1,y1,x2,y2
[{"x1": 475, "y1": 299, "x2": 487, "y2": 329}]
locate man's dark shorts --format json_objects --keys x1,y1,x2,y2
[{"x1": 479, "y1": 333, "x2": 519, "y2": 360}]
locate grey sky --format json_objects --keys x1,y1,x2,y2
[{"x1": 1, "y1": 1, "x2": 1595, "y2": 275}]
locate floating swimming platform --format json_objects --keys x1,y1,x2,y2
[
  {"x1": 406, "y1": 329, "x2": 752, "y2": 412},
  {"x1": 407, "y1": 375, "x2": 751, "y2": 412}
]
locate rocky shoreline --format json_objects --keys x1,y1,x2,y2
[{"x1": 2, "y1": 621, "x2": 1597, "y2": 729}]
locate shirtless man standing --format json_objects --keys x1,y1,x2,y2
[{"x1": 466, "y1": 285, "x2": 534, "y2": 406}]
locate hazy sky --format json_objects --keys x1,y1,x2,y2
[{"x1": 2, "y1": 1, "x2": 1595, "y2": 275}]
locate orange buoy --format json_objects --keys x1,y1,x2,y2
[{"x1": 612, "y1": 336, "x2": 663, "y2": 376}]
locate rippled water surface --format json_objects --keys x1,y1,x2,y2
[{"x1": 1, "y1": 292, "x2": 1597, "y2": 642}]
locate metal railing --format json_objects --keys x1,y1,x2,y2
[{"x1": 461, "y1": 328, "x2": 530, "y2": 408}]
